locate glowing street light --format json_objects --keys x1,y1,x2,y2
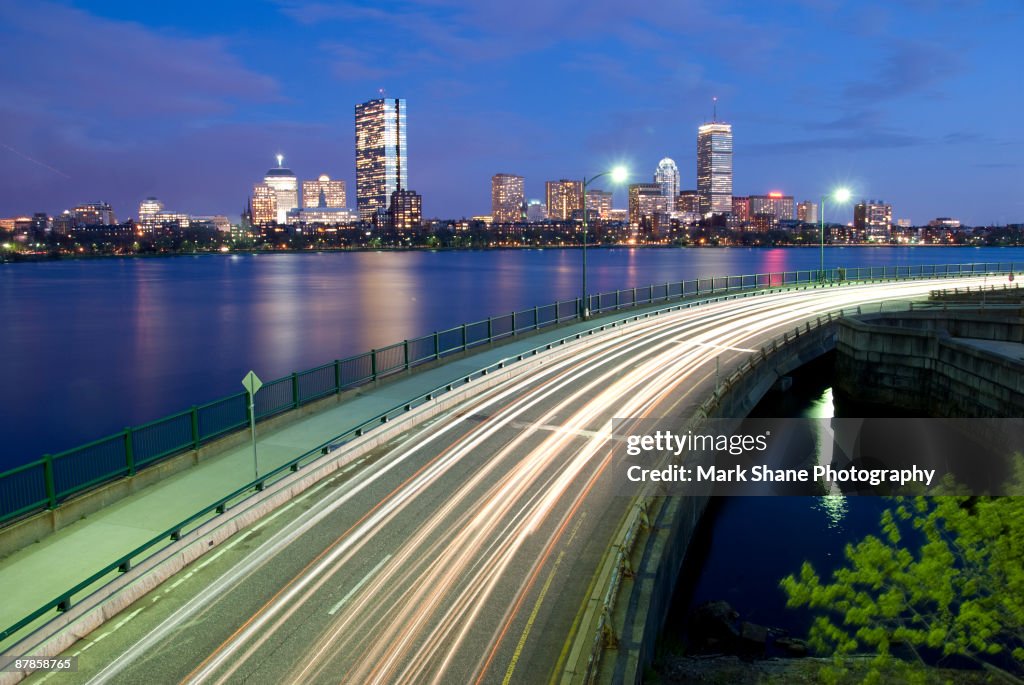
[
  {"x1": 580, "y1": 165, "x2": 628, "y2": 319},
  {"x1": 820, "y1": 187, "x2": 852, "y2": 282}
]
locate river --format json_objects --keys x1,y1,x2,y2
[{"x1": 1, "y1": 246, "x2": 1021, "y2": 470}]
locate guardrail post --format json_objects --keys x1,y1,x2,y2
[
  {"x1": 534, "y1": 305, "x2": 540, "y2": 329},
  {"x1": 334, "y1": 359, "x2": 341, "y2": 392},
  {"x1": 487, "y1": 317, "x2": 493, "y2": 342},
  {"x1": 190, "y1": 406, "x2": 200, "y2": 449},
  {"x1": 461, "y1": 324, "x2": 467, "y2": 351},
  {"x1": 44, "y1": 453, "x2": 56, "y2": 509},
  {"x1": 433, "y1": 332, "x2": 440, "y2": 360},
  {"x1": 632, "y1": 286, "x2": 637, "y2": 304},
  {"x1": 292, "y1": 372, "x2": 300, "y2": 408},
  {"x1": 664, "y1": 282, "x2": 670, "y2": 300},
  {"x1": 403, "y1": 340, "x2": 410, "y2": 370},
  {"x1": 371, "y1": 349, "x2": 377, "y2": 379},
  {"x1": 511, "y1": 311, "x2": 516, "y2": 335},
  {"x1": 125, "y1": 427, "x2": 135, "y2": 476}
]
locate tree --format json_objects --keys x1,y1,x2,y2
[{"x1": 781, "y1": 465, "x2": 1024, "y2": 684}]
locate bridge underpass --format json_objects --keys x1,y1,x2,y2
[{"x1": 1, "y1": 273, "x2": 1013, "y2": 685}]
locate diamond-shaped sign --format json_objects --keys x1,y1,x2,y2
[{"x1": 242, "y1": 370, "x2": 263, "y2": 396}]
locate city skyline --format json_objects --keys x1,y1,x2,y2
[{"x1": 1, "y1": 1, "x2": 1022, "y2": 225}]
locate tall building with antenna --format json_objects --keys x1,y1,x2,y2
[
  {"x1": 355, "y1": 97, "x2": 408, "y2": 221},
  {"x1": 263, "y1": 154, "x2": 298, "y2": 224},
  {"x1": 697, "y1": 98, "x2": 733, "y2": 216}
]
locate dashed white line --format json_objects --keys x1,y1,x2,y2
[{"x1": 327, "y1": 555, "x2": 393, "y2": 616}]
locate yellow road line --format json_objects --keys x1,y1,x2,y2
[{"x1": 504, "y1": 515, "x2": 585, "y2": 685}]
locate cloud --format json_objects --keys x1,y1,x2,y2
[
  {"x1": 0, "y1": 1, "x2": 280, "y2": 121},
  {"x1": 843, "y1": 41, "x2": 961, "y2": 102},
  {"x1": 746, "y1": 131, "x2": 924, "y2": 156}
]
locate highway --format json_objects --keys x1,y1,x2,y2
[{"x1": 27, "y1": 277, "x2": 995, "y2": 685}]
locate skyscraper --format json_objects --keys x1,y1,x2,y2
[
  {"x1": 491, "y1": 174, "x2": 525, "y2": 223},
  {"x1": 697, "y1": 122, "x2": 733, "y2": 216},
  {"x1": 545, "y1": 180, "x2": 583, "y2": 221},
  {"x1": 302, "y1": 174, "x2": 346, "y2": 208},
  {"x1": 355, "y1": 97, "x2": 408, "y2": 221},
  {"x1": 264, "y1": 155, "x2": 298, "y2": 224},
  {"x1": 654, "y1": 158, "x2": 680, "y2": 201},
  {"x1": 251, "y1": 183, "x2": 277, "y2": 226}
]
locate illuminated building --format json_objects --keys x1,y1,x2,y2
[
  {"x1": 287, "y1": 207, "x2": 359, "y2": 225},
  {"x1": 731, "y1": 196, "x2": 750, "y2": 221},
  {"x1": 854, "y1": 200, "x2": 893, "y2": 240},
  {"x1": 264, "y1": 155, "x2": 298, "y2": 224},
  {"x1": 491, "y1": 174, "x2": 525, "y2": 223},
  {"x1": 52, "y1": 211, "x2": 74, "y2": 235},
  {"x1": 585, "y1": 189, "x2": 613, "y2": 220},
  {"x1": 137, "y1": 197, "x2": 190, "y2": 233},
  {"x1": 138, "y1": 197, "x2": 163, "y2": 226},
  {"x1": 72, "y1": 202, "x2": 117, "y2": 227},
  {"x1": 797, "y1": 200, "x2": 818, "y2": 224},
  {"x1": 697, "y1": 121, "x2": 733, "y2": 215},
  {"x1": 251, "y1": 183, "x2": 277, "y2": 226},
  {"x1": 526, "y1": 199, "x2": 547, "y2": 223},
  {"x1": 654, "y1": 158, "x2": 679, "y2": 200},
  {"x1": 629, "y1": 183, "x2": 669, "y2": 226},
  {"x1": 302, "y1": 174, "x2": 346, "y2": 208},
  {"x1": 355, "y1": 97, "x2": 408, "y2": 221},
  {"x1": 545, "y1": 180, "x2": 583, "y2": 221},
  {"x1": 749, "y1": 193, "x2": 794, "y2": 221},
  {"x1": 389, "y1": 189, "x2": 422, "y2": 230},
  {"x1": 751, "y1": 213, "x2": 777, "y2": 233},
  {"x1": 928, "y1": 217, "x2": 960, "y2": 228},
  {"x1": 676, "y1": 190, "x2": 701, "y2": 213}
]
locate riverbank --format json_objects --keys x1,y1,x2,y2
[{"x1": 2, "y1": 241, "x2": 1020, "y2": 264}]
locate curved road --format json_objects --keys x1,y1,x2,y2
[{"x1": 30, "y1": 277, "x2": 994, "y2": 685}]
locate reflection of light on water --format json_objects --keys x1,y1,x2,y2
[
  {"x1": 816, "y1": 493, "x2": 848, "y2": 529},
  {"x1": 807, "y1": 387, "x2": 835, "y2": 420},
  {"x1": 808, "y1": 387, "x2": 847, "y2": 525}
]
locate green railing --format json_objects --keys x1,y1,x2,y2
[
  {"x1": 0, "y1": 261, "x2": 1019, "y2": 647},
  {"x1": 0, "y1": 261, "x2": 1018, "y2": 529}
]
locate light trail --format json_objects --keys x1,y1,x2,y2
[{"x1": 68, "y1": 276, "x2": 998, "y2": 685}]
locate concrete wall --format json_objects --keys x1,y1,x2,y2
[
  {"x1": 835, "y1": 310, "x2": 1024, "y2": 417},
  {"x1": 596, "y1": 322, "x2": 840, "y2": 684}
]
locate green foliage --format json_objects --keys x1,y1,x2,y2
[{"x1": 780, "y1": 462, "x2": 1024, "y2": 683}]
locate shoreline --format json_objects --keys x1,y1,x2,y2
[{"x1": 2, "y1": 242, "x2": 1016, "y2": 264}]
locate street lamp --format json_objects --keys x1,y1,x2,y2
[
  {"x1": 581, "y1": 165, "x2": 628, "y2": 319},
  {"x1": 820, "y1": 187, "x2": 851, "y2": 282}
]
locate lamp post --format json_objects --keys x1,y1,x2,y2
[
  {"x1": 580, "y1": 166, "x2": 628, "y2": 319},
  {"x1": 819, "y1": 187, "x2": 851, "y2": 282}
]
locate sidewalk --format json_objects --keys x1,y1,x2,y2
[{"x1": 0, "y1": 298, "x2": 689, "y2": 648}]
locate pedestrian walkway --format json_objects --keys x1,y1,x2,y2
[{"x1": 0, "y1": 296, "x2": 696, "y2": 649}]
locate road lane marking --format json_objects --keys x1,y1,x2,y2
[
  {"x1": 503, "y1": 515, "x2": 584, "y2": 685},
  {"x1": 327, "y1": 554, "x2": 393, "y2": 616}
]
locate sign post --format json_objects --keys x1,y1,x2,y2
[{"x1": 242, "y1": 371, "x2": 263, "y2": 482}]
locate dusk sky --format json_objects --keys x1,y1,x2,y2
[{"x1": 2, "y1": 0, "x2": 1022, "y2": 225}]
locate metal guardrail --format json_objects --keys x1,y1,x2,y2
[
  {"x1": 572, "y1": 280, "x2": 1023, "y2": 683},
  {"x1": 0, "y1": 263, "x2": 1018, "y2": 648}
]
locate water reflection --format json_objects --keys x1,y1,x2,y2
[{"x1": 807, "y1": 387, "x2": 847, "y2": 525}]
